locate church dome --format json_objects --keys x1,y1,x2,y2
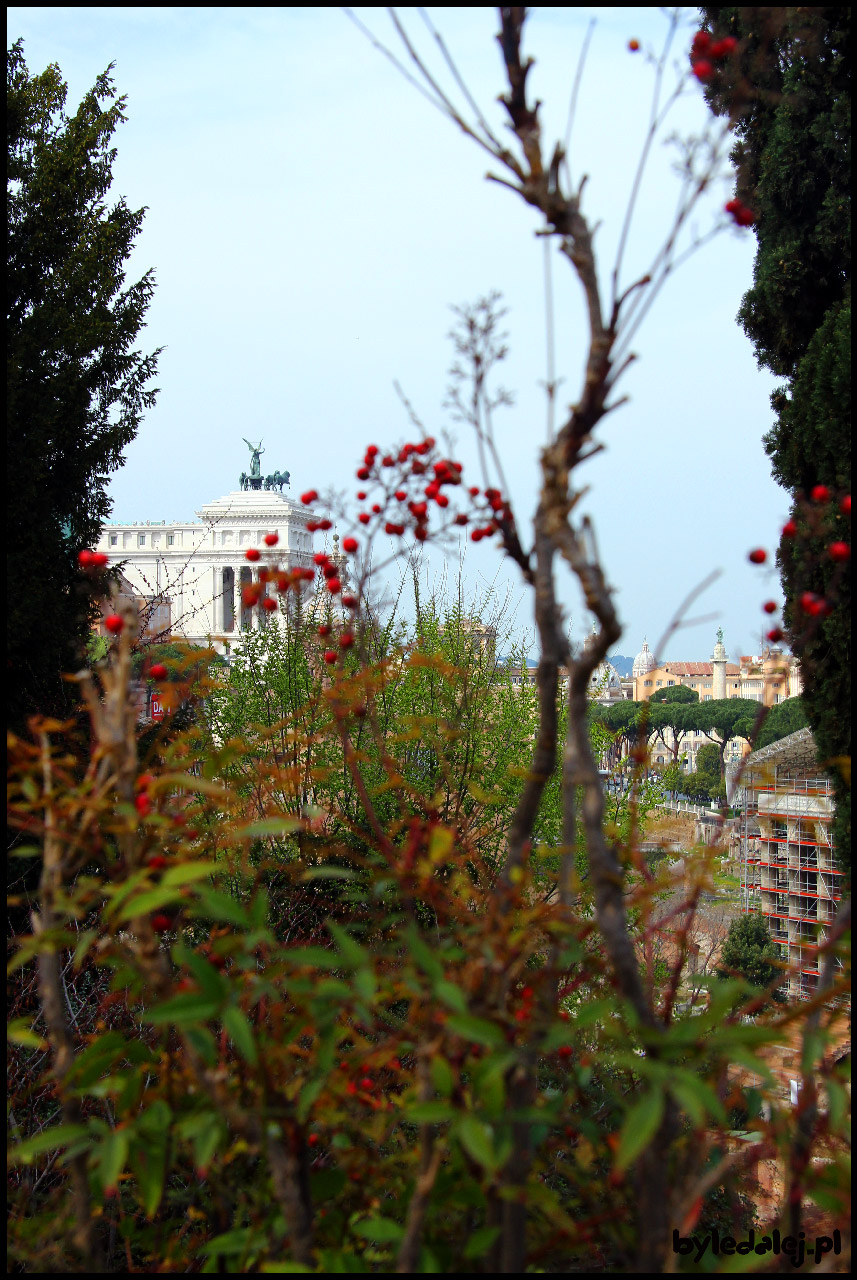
[{"x1": 632, "y1": 639, "x2": 656, "y2": 678}]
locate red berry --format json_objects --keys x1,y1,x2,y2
[
  {"x1": 264, "y1": 532, "x2": 279, "y2": 547},
  {"x1": 748, "y1": 548, "x2": 767, "y2": 564},
  {"x1": 691, "y1": 31, "x2": 711, "y2": 54},
  {"x1": 725, "y1": 198, "x2": 740, "y2": 214},
  {"x1": 136, "y1": 773, "x2": 155, "y2": 791},
  {"x1": 151, "y1": 913, "x2": 173, "y2": 934},
  {"x1": 323, "y1": 650, "x2": 338, "y2": 665},
  {"x1": 394, "y1": 490, "x2": 407, "y2": 501},
  {"x1": 262, "y1": 597, "x2": 278, "y2": 612},
  {"x1": 147, "y1": 855, "x2": 169, "y2": 870},
  {"x1": 78, "y1": 549, "x2": 94, "y2": 567},
  {"x1": 454, "y1": 513, "x2": 468, "y2": 526},
  {"x1": 306, "y1": 520, "x2": 319, "y2": 532},
  {"x1": 245, "y1": 548, "x2": 260, "y2": 562},
  {"x1": 799, "y1": 592, "x2": 819, "y2": 612},
  {"x1": 425, "y1": 482, "x2": 440, "y2": 499},
  {"x1": 733, "y1": 205, "x2": 754, "y2": 226},
  {"x1": 135, "y1": 793, "x2": 152, "y2": 816},
  {"x1": 339, "y1": 633, "x2": 354, "y2": 649},
  {"x1": 414, "y1": 527, "x2": 428, "y2": 542},
  {"x1": 365, "y1": 445, "x2": 379, "y2": 457},
  {"x1": 149, "y1": 663, "x2": 168, "y2": 680},
  {"x1": 360, "y1": 1076, "x2": 373, "y2": 1090},
  {"x1": 104, "y1": 614, "x2": 124, "y2": 634},
  {"x1": 342, "y1": 537, "x2": 358, "y2": 553},
  {"x1": 693, "y1": 60, "x2": 714, "y2": 81},
  {"x1": 342, "y1": 594, "x2": 358, "y2": 609},
  {"x1": 358, "y1": 512, "x2": 371, "y2": 525},
  {"x1": 782, "y1": 520, "x2": 798, "y2": 538},
  {"x1": 558, "y1": 1045, "x2": 573, "y2": 1060},
  {"x1": 318, "y1": 519, "x2": 332, "y2": 531},
  {"x1": 628, "y1": 39, "x2": 640, "y2": 52},
  {"x1": 308, "y1": 1134, "x2": 319, "y2": 1147},
  {"x1": 318, "y1": 624, "x2": 331, "y2": 637},
  {"x1": 357, "y1": 467, "x2": 371, "y2": 481},
  {"x1": 766, "y1": 628, "x2": 784, "y2": 643},
  {"x1": 326, "y1": 578, "x2": 341, "y2": 594},
  {"x1": 840, "y1": 495, "x2": 851, "y2": 515},
  {"x1": 357, "y1": 491, "x2": 367, "y2": 500},
  {"x1": 313, "y1": 552, "x2": 329, "y2": 565},
  {"x1": 471, "y1": 529, "x2": 484, "y2": 543},
  {"x1": 409, "y1": 501, "x2": 428, "y2": 518},
  {"x1": 91, "y1": 552, "x2": 109, "y2": 567},
  {"x1": 371, "y1": 503, "x2": 382, "y2": 514},
  {"x1": 811, "y1": 484, "x2": 830, "y2": 503},
  {"x1": 300, "y1": 490, "x2": 318, "y2": 505},
  {"x1": 828, "y1": 541, "x2": 850, "y2": 562},
  {"x1": 719, "y1": 36, "x2": 737, "y2": 54},
  {"x1": 381, "y1": 455, "x2": 395, "y2": 467},
  {"x1": 762, "y1": 601, "x2": 778, "y2": 614}
]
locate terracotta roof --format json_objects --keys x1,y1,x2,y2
[{"x1": 657, "y1": 662, "x2": 740, "y2": 676}]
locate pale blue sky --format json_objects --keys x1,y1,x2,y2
[{"x1": 9, "y1": 7, "x2": 791, "y2": 662}]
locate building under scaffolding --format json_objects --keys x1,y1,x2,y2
[{"x1": 735, "y1": 728, "x2": 844, "y2": 1000}]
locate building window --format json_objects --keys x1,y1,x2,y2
[
  {"x1": 109, "y1": 535, "x2": 118, "y2": 546},
  {"x1": 704, "y1": 694, "x2": 711, "y2": 701},
  {"x1": 644, "y1": 680, "x2": 653, "y2": 687},
  {"x1": 656, "y1": 680, "x2": 663, "y2": 687},
  {"x1": 167, "y1": 535, "x2": 175, "y2": 546},
  {"x1": 668, "y1": 680, "x2": 674, "y2": 686},
  {"x1": 138, "y1": 534, "x2": 146, "y2": 546}
]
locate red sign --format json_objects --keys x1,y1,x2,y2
[{"x1": 151, "y1": 696, "x2": 165, "y2": 722}]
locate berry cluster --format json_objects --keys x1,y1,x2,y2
[
  {"x1": 725, "y1": 197, "x2": 755, "y2": 227},
  {"x1": 748, "y1": 486, "x2": 850, "y2": 642},
  {"x1": 690, "y1": 29, "x2": 737, "y2": 82}
]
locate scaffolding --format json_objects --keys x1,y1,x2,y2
[{"x1": 735, "y1": 728, "x2": 843, "y2": 1000}]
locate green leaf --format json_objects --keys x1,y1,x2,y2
[
  {"x1": 281, "y1": 946, "x2": 341, "y2": 970},
  {"x1": 457, "y1": 1115, "x2": 498, "y2": 1171},
  {"x1": 10, "y1": 1123, "x2": 89, "y2": 1165},
  {"x1": 222, "y1": 1005, "x2": 257, "y2": 1065},
  {"x1": 199, "y1": 1228, "x2": 254, "y2": 1258},
  {"x1": 463, "y1": 1225, "x2": 500, "y2": 1260},
  {"x1": 326, "y1": 920, "x2": 369, "y2": 969},
  {"x1": 260, "y1": 1265, "x2": 313, "y2": 1274},
  {"x1": 669, "y1": 1072, "x2": 726, "y2": 1127},
  {"x1": 234, "y1": 818, "x2": 301, "y2": 839},
  {"x1": 174, "y1": 945, "x2": 230, "y2": 1002},
  {"x1": 96, "y1": 1127, "x2": 130, "y2": 1190},
  {"x1": 614, "y1": 1088, "x2": 665, "y2": 1173},
  {"x1": 161, "y1": 861, "x2": 219, "y2": 887},
  {"x1": 176, "y1": 1111, "x2": 224, "y2": 1169},
  {"x1": 190, "y1": 885, "x2": 251, "y2": 927},
  {"x1": 430, "y1": 1057, "x2": 454, "y2": 1097},
  {"x1": 404, "y1": 924, "x2": 443, "y2": 981},
  {"x1": 406, "y1": 1101, "x2": 455, "y2": 1124},
  {"x1": 352, "y1": 1216, "x2": 404, "y2": 1244},
  {"x1": 301, "y1": 866, "x2": 358, "y2": 881},
  {"x1": 7, "y1": 1016, "x2": 46, "y2": 1049},
  {"x1": 66, "y1": 1032, "x2": 128, "y2": 1087},
  {"x1": 72, "y1": 928, "x2": 98, "y2": 968},
  {"x1": 446, "y1": 1014, "x2": 504, "y2": 1048},
  {"x1": 296, "y1": 1077, "x2": 325, "y2": 1124},
  {"x1": 434, "y1": 980, "x2": 467, "y2": 1014},
  {"x1": 115, "y1": 886, "x2": 183, "y2": 923},
  {"x1": 144, "y1": 993, "x2": 222, "y2": 1026}
]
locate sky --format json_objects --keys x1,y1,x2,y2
[{"x1": 9, "y1": 7, "x2": 794, "y2": 665}]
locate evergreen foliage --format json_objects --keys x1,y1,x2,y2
[
  {"x1": 717, "y1": 913, "x2": 784, "y2": 997},
  {"x1": 6, "y1": 40, "x2": 162, "y2": 732},
  {"x1": 698, "y1": 6, "x2": 851, "y2": 869}
]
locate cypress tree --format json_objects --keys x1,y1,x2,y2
[
  {"x1": 698, "y1": 7, "x2": 850, "y2": 870},
  {"x1": 7, "y1": 40, "x2": 162, "y2": 733}
]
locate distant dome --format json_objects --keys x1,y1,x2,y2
[
  {"x1": 632, "y1": 639, "x2": 656, "y2": 678},
  {"x1": 590, "y1": 661, "x2": 621, "y2": 689}
]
